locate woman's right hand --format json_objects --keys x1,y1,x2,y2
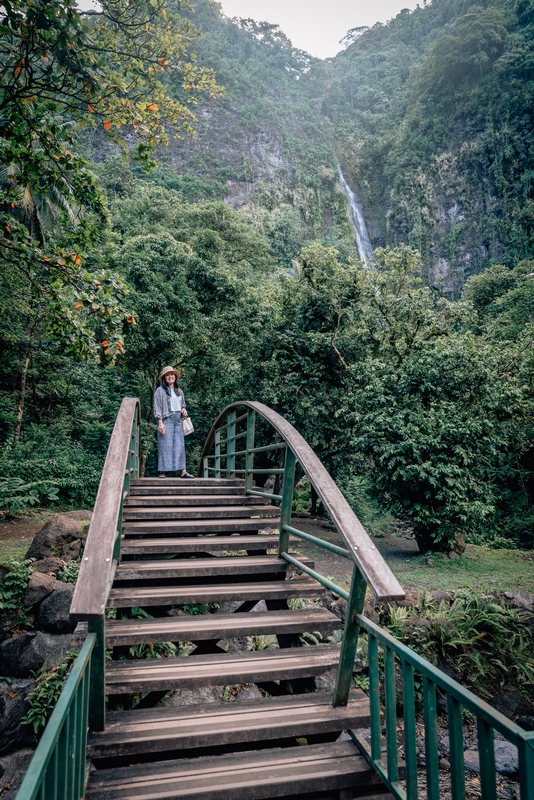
[{"x1": 158, "y1": 421, "x2": 166, "y2": 435}]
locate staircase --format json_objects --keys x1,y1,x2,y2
[{"x1": 76, "y1": 475, "x2": 389, "y2": 799}]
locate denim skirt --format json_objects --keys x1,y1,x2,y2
[{"x1": 157, "y1": 412, "x2": 185, "y2": 472}]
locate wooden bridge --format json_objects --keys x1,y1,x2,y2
[{"x1": 16, "y1": 400, "x2": 534, "y2": 800}]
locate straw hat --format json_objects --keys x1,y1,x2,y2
[{"x1": 159, "y1": 366, "x2": 181, "y2": 381}]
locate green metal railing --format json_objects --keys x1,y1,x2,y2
[
  {"x1": 199, "y1": 401, "x2": 404, "y2": 708},
  {"x1": 355, "y1": 615, "x2": 534, "y2": 800},
  {"x1": 199, "y1": 401, "x2": 534, "y2": 800},
  {"x1": 16, "y1": 634, "x2": 95, "y2": 800}
]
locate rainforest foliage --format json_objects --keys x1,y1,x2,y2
[{"x1": 0, "y1": 0, "x2": 533, "y2": 553}]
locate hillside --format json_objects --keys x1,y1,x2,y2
[{"x1": 115, "y1": 0, "x2": 534, "y2": 291}]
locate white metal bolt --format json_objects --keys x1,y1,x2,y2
[
  {"x1": 105, "y1": 557, "x2": 110, "y2": 562},
  {"x1": 84, "y1": 557, "x2": 89, "y2": 561}
]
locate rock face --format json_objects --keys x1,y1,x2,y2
[
  {"x1": 35, "y1": 583, "x2": 75, "y2": 634},
  {"x1": 0, "y1": 746, "x2": 35, "y2": 799},
  {"x1": 23, "y1": 572, "x2": 56, "y2": 607},
  {"x1": 0, "y1": 679, "x2": 35, "y2": 755},
  {"x1": 0, "y1": 631, "x2": 72, "y2": 678},
  {"x1": 26, "y1": 514, "x2": 86, "y2": 563}
]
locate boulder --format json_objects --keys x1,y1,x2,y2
[
  {"x1": 26, "y1": 514, "x2": 86, "y2": 563},
  {"x1": 430, "y1": 590, "x2": 452, "y2": 604},
  {"x1": 164, "y1": 686, "x2": 224, "y2": 707},
  {"x1": 0, "y1": 631, "x2": 72, "y2": 678},
  {"x1": 0, "y1": 610, "x2": 19, "y2": 638},
  {"x1": 315, "y1": 667, "x2": 337, "y2": 693},
  {"x1": 35, "y1": 583, "x2": 75, "y2": 634},
  {"x1": 464, "y1": 741, "x2": 519, "y2": 776},
  {"x1": 29, "y1": 557, "x2": 64, "y2": 576},
  {"x1": 64, "y1": 510, "x2": 93, "y2": 522},
  {"x1": 0, "y1": 678, "x2": 35, "y2": 755},
  {"x1": 0, "y1": 747, "x2": 35, "y2": 800},
  {"x1": 235, "y1": 683, "x2": 263, "y2": 702},
  {"x1": 23, "y1": 572, "x2": 56, "y2": 608}
]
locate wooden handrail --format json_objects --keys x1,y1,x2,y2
[
  {"x1": 70, "y1": 397, "x2": 140, "y2": 621},
  {"x1": 198, "y1": 401, "x2": 404, "y2": 602}
]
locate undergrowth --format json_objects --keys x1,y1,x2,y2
[
  {"x1": 22, "y1": 650, "x2": 79, "y2": 737},
  {"x1": 0, "y1": 558, "x2": 34, "y2": 635},
  {"x1": 383, "y1": 591, "x2": 534, "y2": 700}
]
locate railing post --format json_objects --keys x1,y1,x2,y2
[
  {"x1": 88, "y1": 618, "x2": 106, "y2": 731},
  {"x1": 203, "y1": 456, "x2": 209, "y2": 477},
  {"x1": 278, "y1": 447, "x2": 296, "y2": 555},
  {"x1": 226, "y1": 410, "x2": 236, "y2": 477},
  {"x1": 333, "y1": 565, "x2": 366, "y2": 707},
  {"x1": 519, "y1": 734, "x2": 534, "y2": 800},
  {"x1": 245, "y1": 409, "x2": 255, "y2": 493},
  {"x1": 215, "y1": 429, "x2": 221, "y2": 478}
]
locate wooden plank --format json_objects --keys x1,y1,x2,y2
[
  {"x1": 121, "y1": 535, "x2": 296, "y2": 555},
  {"x1": 131, "y1": 478, "x2": 244, "y2": 487},
  {"x1": 114, "y1": 555, "x2": 315, "y2": 580},
  {"x1": 199, "y1": 402, "x2": 405, "y2": 601},
  {"x1": 122, "y1": 518, "x2": 280, "y2": 535},
  {"x1": 74, "y1": 607, "x2": 339, "y2": 648},
  {"x1": 87, "y1": 693, "x2": 369, "y2": 758},
  {"x1": 122, "y1": 505, "x2": 280, "y2": 521},
  {"x1": 125, "y1": 495, "x2": 265, "y2": 507},
  {"x1": 129, "y1": 487, "x2": 247, "y2": 497},
  {"x1": 105, "y1": 645, "x2": 341, "y2": 693},
  {"x1": 70, "y1": 398, "x2": 139, "y2": 621},
  {"x1": 85, "y1": 741, "x2": 383, "y2": 799},
  {"x1": 107, "y1": 579, "x2": 325, "y2": 608}
]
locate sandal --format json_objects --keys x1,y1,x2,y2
[
  {"x1": 158, "y1": 472, "x2": 166, "y2": 478},
  {"x1": 180, "y1": 472, "x2": 194, "y2": 479}
]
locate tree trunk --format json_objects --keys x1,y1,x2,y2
[{"x1": 14, "y1": 351, "x2": 31, "y2": 442}]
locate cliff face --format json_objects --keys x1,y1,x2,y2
[{"x1": 107, "y1": 0, "x2": 534, "y2": 287}]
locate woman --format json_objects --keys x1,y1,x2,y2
[{"x1": 153, "y1": 366, "x2": 193, "y2": 478}]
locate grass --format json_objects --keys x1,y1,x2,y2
[
  {"x1": 390, "y1": 545, "x2": 534, "y2": 594},
  {"x1": 0, "y1": 536, "x2": 34, "y2": 563}
]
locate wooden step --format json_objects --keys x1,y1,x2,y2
[
  {"x1": 86, "y1": 740, "x2": 383, "y2": 799},
  {"x1": 114, "y1": 555, "x2": 314, "y2": 581},
  {"x1": 122, "y1": 518, "x2": 280, "y2": 535},
  {"x1": 87, "y1": 692, "x2": 369, "y2": 759},
  {"x1": 131, "y1": 478, "x2": 244, "y2": 487},
  {"x1": 125, "y1": 495, "x2": 266, "y2": 507},
  {"x1": 129, "y1": 486, "x2": 246, "y2": 496},
  {"x1": 73, "y1": 608, "x2": 339, "y2": 648},
  {"x1": 107, "y1": 579, "x2": 325, "y2": 608},
  {"x1": 104, "y1": 645, "x2": 341, "y2": 693},
  {"x1": 120, "y1": 535, "x2": 296, "y2": 555},
  {"x1": 122, "y1": 505, "x2": 279, "y2": 521}
]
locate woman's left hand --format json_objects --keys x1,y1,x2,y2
[{"x1": 182, "y1": 409, "x2": 188, "y2": 418}]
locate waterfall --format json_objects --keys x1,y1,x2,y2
[{"x1": 337, "y1": 162, "x2": 373, "y2": 263}]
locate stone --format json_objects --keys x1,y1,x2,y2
[
  {"x1": 63, "y1": 510, "x2": 93, "y2": 522},
  {"x1": 0, "y1": 631, "x2": 72, "y2": 678},
  {"x1": 424, "y1": 558, "x2": 434, "y2": 566},
  {"x1": 505, "y1": 591, "x2": 534, "y2": 612},
  {"x1": 396, "y1": 590, "x2": 422, "y2": 608},
  {"x1": 235, "y1": 683, "x2": 263, "y2": 702},
  {"x1": 0, "y1": 679, "x2": 35, "y2": 755},
  {"x1": 26, "y1": 514, "x2": 86, "y2": 563},
  {"x1": 0, "y1": 610, "x2": 19, "y2": 638},
  {"x1": 23, "y1": 572, "x2": 56, "y2": 608},
  {"x1": 452, "y1": 533, "x2": 466, "y2": 554},
  {"x1": 218, "y1": 636, "x2": 254, "y2": 652},
  {"x1": 0, "y1": 747, "x2": 35, "y2": 800},
  {"x1": 163, "y1": 686, "x2": 224, "y2": 707},
  {"x1": 448, "y1": 551, "x2": 459, "y2": 560},
  {"x1": 517, "y1": 716, "x2": 534, "y2": 731},
  {"x1": 35, "y1": 582, "x2": 75, "y2": 634},
  {"x1": 331, "y1": 598, "x2": 348, "y2": 621},
  {"x1": 315, "y1": 667, "x2": 337, "y2": 693},
  {"x1": 463, "y1": 742, "x2": 519, "y2": 775},
  {"x1": 430, "y1": 590, "x2": 452, "y2": 604},
  {"x1": 29, "y1": 557, "x2": 64, "y2": 576},
  {"x1": 439, "y1": 758, "x2": 450, "y2": 770},
  {"x1": 490, "y1": 690, "x2": 526, "y2": 719}
]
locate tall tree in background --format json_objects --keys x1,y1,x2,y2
[{"x1": 0, "y1": 0, "x2": 222, "y2": 435}]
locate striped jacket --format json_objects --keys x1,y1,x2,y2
[{"x1": 153, "y1": 385, "x2": 186, "y2": 421}]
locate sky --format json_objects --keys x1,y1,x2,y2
[{"x1": 216, "y1": 0, "x2": 420, "y2": 59}]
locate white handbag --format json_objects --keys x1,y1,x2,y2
[{"x1": 182, "y1": 415, "x2": 194, "y2": 436}]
